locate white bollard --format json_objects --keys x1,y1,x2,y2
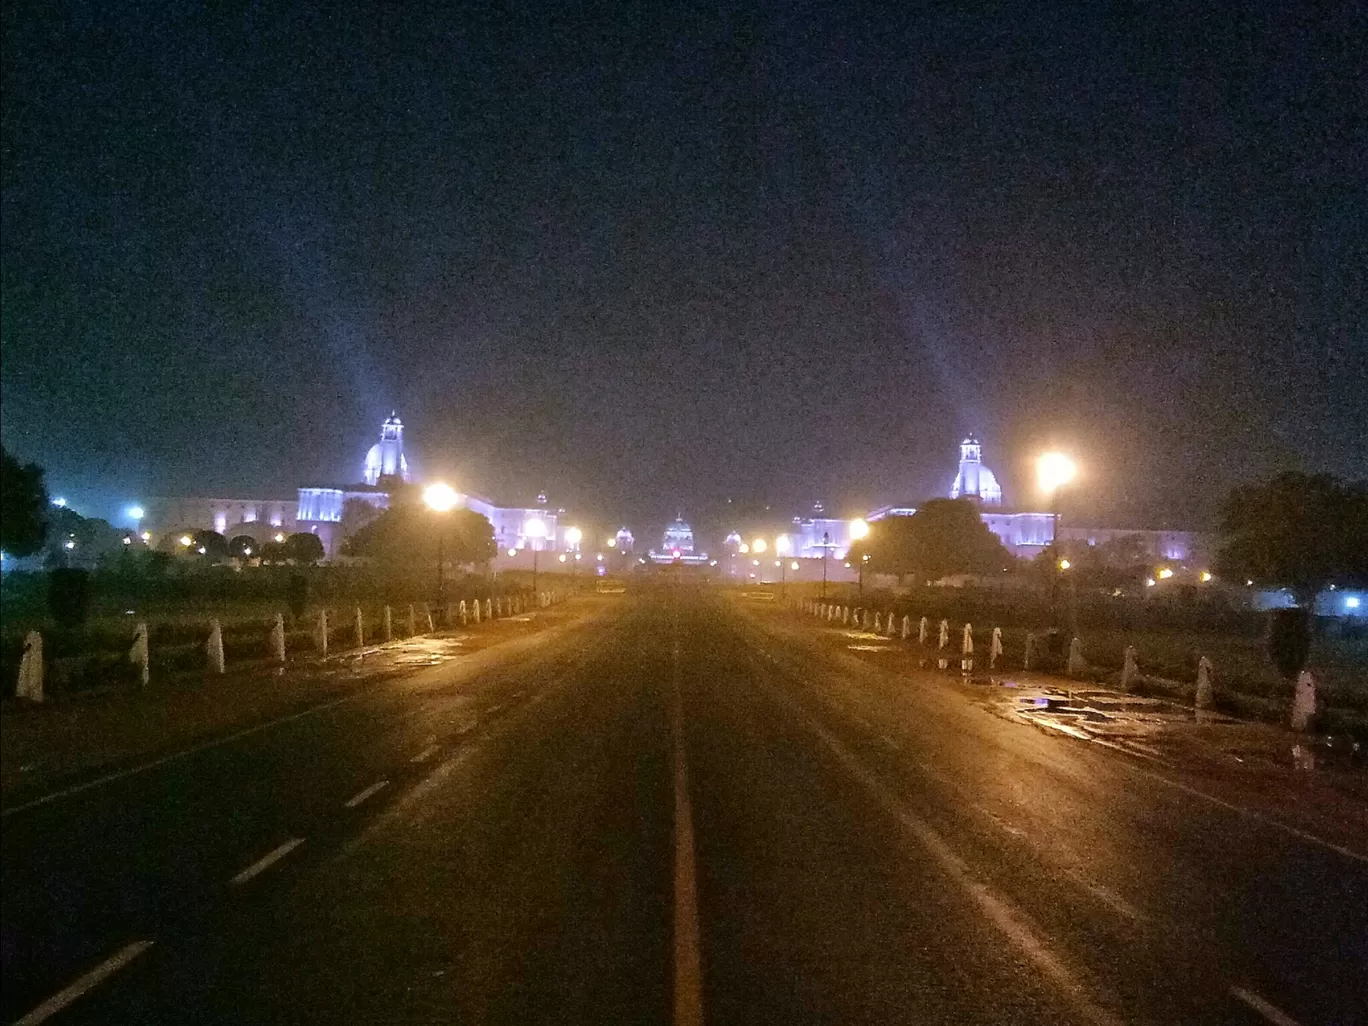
[
  {"x1": 496, "y1": 597, "x2": 503, "y2": 618},
  {"x1": 1120, "y1": 645, "x2": 1139, "y2": 690},
  {"x1": 424, "y1": 603, "x2": 434, "y2": 633},
  {"x1": 1290, "y1": 670, "x2": 1316, "y2": 732},
  {"x1": 354, "y1": 607, "x2": 365, "y2": 648},
  {"x1": 937, "y1": 619, "x2": 950, "y2": 670},
  {"x1": 459, "y1": 600, "x2": 468, "y2": 626},
  {"x1": 485, "y1": 598, "x2": 493, "y2": 621},
  {"x1": 408, "y1": 604, "x2": 417, "y2": 637},
  {"x1": 206, "y1": 619, "x2": 225, "y2": 675},
  {"x1": 473, "y1": 598, "x2": 482, "y2": 624},
  {"x1": 1195, "y1": 655, "x2": 1214, "y2": 710},
  {"x1": 919, "y1": 616, "x2": 928, "y2": 645},
  {"x1": 885, "y1": 612, "x2": 895, "y2": 637},
  {"x1": 383, "y1": 605, "x2": 393, "y2": 642},
  {"x1": 1023, "y1": 632, "x2": 1036, "y2": 670},
  {"x1": 962, "y1": 623, "x2": 974, "y2": 673},
  {"x1": 874, "y1": 613, "x2": 882, "y2": 633},
  {"x1": 315, "y1": 611, "x2": 328, "y2": 658},
  {"x1": 16, "y1": 630, "x2": 44, "y2": 703},
  {"x1": 271, "y1": 614, "x2": 286, "y2": 663},
  {"x1": 130, "y1": 622, "x2": 150, "y2": 686},
  {"x1": 1067, "y1": 637, "x2": 1086, "y2": 678},
  {"x1": 842, "y1": 606, "x2": 849, "y2": 625},
  {"x1": 989, "y1": 627, "x2": 1003, "y2": 670}
]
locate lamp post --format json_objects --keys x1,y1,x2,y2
[
  {"x1": 1037, "y1": 453, "x2": 1077, "y2": 630},
  {"x1": 524, "y1": 517, "x2": 549, "y2": 598},
  {"x1": 424, "y1": 483, "x2": 460, "y2": 619},
  {"x1": 849, "y1": 518, "x2": 870, "y2": 598},
  {"x1": 820, "y1": 531, "x2": 831, "y2": 600},
  {"x1": 776, "y1": 535, "x2": 791, "y2": 597},
  {"x1": 564, "y1": 526, "x2": 583, "y2": 593}
]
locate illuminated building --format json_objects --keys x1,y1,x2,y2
[
  {"x1": 948, "y1": 434, "x2": 1002, "y2": 505},
  {"x1": 363, "y1": 412, "x2": 410, "y2": 485},
  {"x1": 649, "y1": 516, "x2": 710, "y2": 565}
]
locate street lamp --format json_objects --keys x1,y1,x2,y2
[
  {"x1": 775, "y1": 535, "x2": 792, "y2": 595},
  {"x1": 1037, "y1": 452, "x2": 1077, "y2": 628},
  {"x1": 820, "y1": 531, "x2": 831, "y2": 600},
  {"x1": 849, "y1": 518, "x2": 870, "y2": 597},
  {"x1": 564, "y1": 526, "x2": 583, "y2": 592},
  {"x1": 424, "y1": 483, "x2": 460, "y2": 618},
  {"x1": 752, "y1": 538, "x2": 767, "y2": 554},
  {"x1": 524, "y1": 517, "x2": 549, "y2": 597}
]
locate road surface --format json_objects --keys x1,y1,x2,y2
[{"x1": 3, "y1": 587, "x2": 1364, "y2": 1024}]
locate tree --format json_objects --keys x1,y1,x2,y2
[
  {"x1": 1, "y1": 448, "x2": 49, "y2": 557},
  {"x1": 228, "y1": 535, "x2": 258, "y2": 559},
  {"x1": 190, "y1": 530, "x2": 230, "y2": 562},
  {"x1": 341, "y1": 497, "x2": 383, "y2": 538},
  {"x1": 1215, "y1": 472, "x2": 1368, "y2": 608},
  {"x1": 848, "y1": 499, "x2": 1012, "y2": 583},
  {"x1": 343, "y1": 506, "x2": 496, "y2": 568},
  {"x1": 284, "y1": 532, "x2": 326, "y2": 564}
]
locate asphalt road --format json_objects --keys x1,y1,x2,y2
[{"x1": 2, "y1": 587, "x2": 1364, "y2": 1025}]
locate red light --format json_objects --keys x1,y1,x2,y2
[{"x1": 672, "y1": 549, "x2": 680, "y2": 557}]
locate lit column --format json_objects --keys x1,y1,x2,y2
[{"x1": 1037, "y1": 453, "x2": 1077, "y2": 630}]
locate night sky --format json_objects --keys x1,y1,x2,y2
[{"x1": 3, "y1": 1, "x2": 1365, "y2": 537}]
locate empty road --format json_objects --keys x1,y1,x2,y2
[{"x1": 3, "y1": 586, "x2": 1364, "y2": 1024}]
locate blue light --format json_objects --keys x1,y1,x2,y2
[
  {"x1": 127, "y1": 505, "x2": 145, "y2": 521},
  {"x1": 1347, "y1": 597, "x2": 1361, "y2": 610}
]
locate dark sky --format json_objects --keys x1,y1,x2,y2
[{"x1": 3, "y1": 0, "x2": 1365, "y2": 537}]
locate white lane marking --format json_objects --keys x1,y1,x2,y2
[
  {"x1": 1230, "y1": 987, "x2": 1307, "y2": 1026},
  {"x1": 230, "y1": 837, "x2": 305, "y2": 885},
  {"x1": 1128, "y1": 765, "x2": 1368, "y2": 865},
  {"x1": 484, "y1": 703, "x2": 505, "y2": 716},
  {"x1": 14, "y1": 940, "x2": 154, "y2": 1025},
  {"x1": 343, "y1": 780, "x2": 389, "y2": 808},
  {"x1": 671, "y1": 629, "x2": 704, "y2": 1026},
  {"x1": 3, "y1": 694, "x2": 365, "y2": 818},
  {"x1": 805, "y1": 716, "x2": 1125, "y2": 1026},
  {"x1": 410, "y1": 744, "x2": 439, "y2": 763}
]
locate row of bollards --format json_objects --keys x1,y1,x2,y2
[
  {"x1": 793, "y1": 596, "x2": 1318, "y2": 730},
  {"x1": 13, "y1": 591, "x2": 561, "y2": 702}
]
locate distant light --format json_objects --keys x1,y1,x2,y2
[
  {"x1": 423, "y1": 482, "x2": 459, "y2": 512},
  {"x1": 243, "y1": 547, "x2": 253, "y2": 556},
  {"x1": 63, "y1": 539, "x2": 76, "y2": 550},
  {"x1": 564, "y1": 526, "x2": 583, "y2": 547},
  {"x1": 709, "y1": 560, "x2": 717, "y2": 566},
  {"x1": 1058, "y1": 559, "x2": 1071, "y2": 570},
  {"x1": 791, "y1": 561, "x2": 800, "y2": 570},
  {"x1": 179, "y1": 535, "x2": 193, "y2": 547},
  {"x1": 1037, "y1": 452, "x2": 1077, "y2": 494},
  {"x1": 52, "y1": 497, "x2": 67, "y2": 507},
  {"x1": 1145, "y1": 578, "x2": 1156, "y2": 587},
  {"x1": 122, "y1": 536, "x2": 132, "y2": 545},
  {"x1": 849, "y1": 518, "x2": 870, "y2": 541},
  {"x1": 140, "y1": 531, "x2": 151, "y2": 542},
  {"x1": 524, "y1": 518, "x2": 549, "y2": 541},
  {"x1": 752, "y1": 559, "x2": 760, "y2": 566},
  {"x1": 197, "y1": 546, "x2": 207, "y2": 554},
  {"x1": 1245, "y1": 579, "x2": 1253, "y2": 587},
  {"x1": 775, "y1": 534, "x2": 791, "y2": 556},
  {"x1": 1347, "y1": 597, "x2": 1362, "y2": 610},
  {"x1": 508, "y1": 549, "x2": 518, "y2": 557},
  {"x1": 574, "y1": 553, "x2": 582, "y2": 561},
  {"x1": 752, "y1": 538, "x2": 768, "y2": 554},
  {"x1": 274, "y1": 532, "x2": 286, "y2": 543},
  {"x1": 844, "y1": 562, "x2": 851, "y2": 568},
  {"x1": 607, "y1": 538, "x2": 617, "y2": 548},
  {"x1": 127, "y1": 506, "x2": 145, "y2": 520},
  {"x1": 672, "y1": 549, "x2": 681, "y2": 558},
  {"x1": 738, "y1": 543, "x2": 750, "y2": 554},
  {"x1": 596, "y1": 553, "x2": 603, "y2": 561},
  {"x1": 558, "y1": 554, "x2": 567, "y2": 563},
  {"x1": 1157, "y1": 567, "x2": 1174, "y2": 579},
  {"x1": 1199, "y1": 571, "x2": 1213, "y2": 582}
]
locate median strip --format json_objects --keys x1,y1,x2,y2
[{"x1": 1229, "y1": 986, "x2": 1306, "y2": 1026}]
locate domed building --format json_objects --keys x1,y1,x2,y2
[
  {"x1": 650, "y1": 515, "x2": 710, "y2": 564},
  {"x1": 364, "y1": 413, "x2": 410, "y2": 485},
  {"x1": 948, "y1": 434, "x2": 1002, "y2": 505}
]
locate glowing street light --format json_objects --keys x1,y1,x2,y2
[
  {"x1": 607, "y1": 537, "x2": 617, "y2": 548},
  {"x1": 508, "y1": 549, "x2": 518, "y2": 558},
  {"x1": 1199, "y1": 571, "x2": 1213, "y2": 582},
  {"x1": 180, "y1": 535, "x2": 193, "y2": 547},
  {"x1": 1037, "y1": 453, "x2": 1077, "y2": 494},
  {"x1": 1059, "y1": 559, "x2": 1071, "y2": 570},
  {"x1": 423, "y1": 482, "x2": 459, "y2": 513},
  {"x1": 564, "y1": 526, "x2": 583, "y2": 550},
  {"x1": 424, "y1": 482, "x2": 460, "y2": 613},
  {"x1": 127, "y1": 505, "x2": 145, "y2": 521},
  {"x1": 738, "y1": 543, "x2": 750, "y2": 554},
  {"x1": 849, "y1": 517, "x2": 870, "y2": 541},
  {"x1": 1037, "y1": 452, "x2": 1078, "y2": 630},
  {"x1": 1157, "y1": 567, "x2": 1174, "y2": 580},
  {"x1": 274, "y1": 532, "x2": 286, "y2": 543},
  {"x1": 52, "y1": 497, "x2": 67, "y2": 508},
  {"x1": 775, "y1": 534, "x2": 791, "y2": 556},
  {"x1": 752, "y1": 538, "x2": 768, "y2": 554},
  {"x1": 140, "y1": 531, "x2": 151, "y2": 542}
]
